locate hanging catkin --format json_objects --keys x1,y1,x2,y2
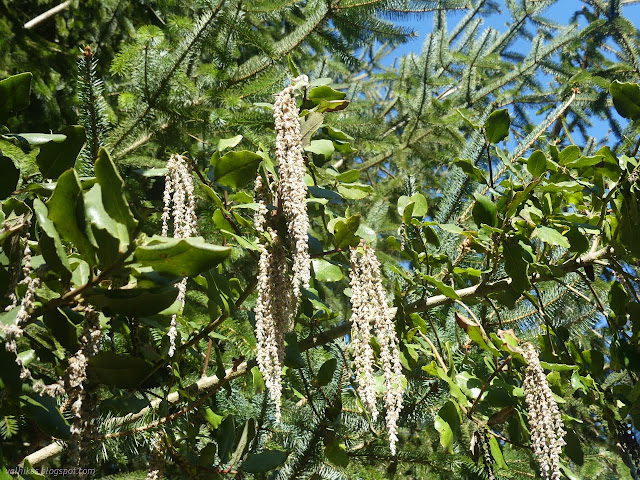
[
  {"x1": 161, "y1": 154, "x2": 198, "y2": 357},
  {"x1": 522, "y1": 343, "x2": 566, "y2": 480},
  {"x1": 349, "y1": 244, "x2": 405, "y2": 455}
]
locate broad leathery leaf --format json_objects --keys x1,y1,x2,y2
[
  {"x1": 84, "y1": 184, "x2": 128, "y2": 266},
  {"x1": 300, "y1": 112, "x2": 324, "y2": 146},
  {"x1": 20, "y1": 394, "x2": 71, "y2": 440},
  {"x1": 213, "y1": 150, "x2": 262, "y2": 189},
  {"x1": 308, "y1": 85, "x2": 346, "y2": 103},
  {"x1": 425, "y1": 275, "x2": 460, "y2": 300},
  {"x1": 527, "y1": 150, "x2": 547, "y2": 177},
  {"x1": 435, "y1": 401, "x2": 461, "y2": 454},
  {"x1": 2, "y1": 132, "x2": 66, "y2": 145},
  {"x1": 454, "y1": 157, "x2": 487, "y2": 184},
  {"x1": 217, "y1": 134, "x2": 243, "y2": 151},
  {"x1": 46, "y1": 169, "x2": 96, "y2": 265},
  {"x1": 314, "y1": 358, "x2": 338, "y2": 387},
  {"x1": 217, "y1": 416, "x2": 235, "y2": 463},
  {"x1": 472, "y1": 193, "x2": 498, "y2": 227},
  {"x1": 84, "y1": 285, "x2": 179, "y2": 317},
  {"x1": 304, "y1": 139, "x2": 334, "y2": 158},
  {"x1": 87, "y1": 352, "x2": 153, "y2": 388},
  {"x1": 36, "y1": 125, "x2": 86, "y2": 179},
  {"x1": 330, "y1": 215, "x2": 361, "y2": 248},
  {"x1": 243, "y1": 450, "x2": 289, "y2": 473},
  {"x1": 94, "y1": 148, "x2": 138, "y2": 232},
  {"x1": 534, "y1": 226, "x2": 570, "y2": 249},
  {"x1": 610, "y1": 80, "x2": 640, "y2": 121},
  {"x1": 42, "y1": 308, "x2": 79, "y2": 352},
  {"x1": 0, "y1": 155, "x2": 19, "y2": 199},
  {"x1": 312, "y1": 259, "x2": 343, "y2": 282},
  {"x1": 251, "y1": 366, "x2": 265, "y2": 393},
  {"x1": 558, "y1": 145, "x2": 580, "y2": 166},
  {"x1": 135, "y1": 236, "x2": 231, "y2": 277},
  {"x1": 33, "y1": 199, "x2": 72, "y2": 283},
  {"x1": 485, "y1": 109, "x2": 510, "y2": 143},
  {"x1": 503, "y1": 237, "x2": 531, "y2": 292},
  {"x1": 336, "y1": 183, "x2": 371, "y2": 199},
  {"x1": 0, "y1": 72, "x2": 31, "y2": 122},
  {"x1": 488, "y1": 436, "x2": 508, "y2": 469},
  {"x1": 202, "y1": 407, "x2": 224, "y2": 429},
  {"x1": 324, "y1": 439, "x2": 349, "y2": 467}
]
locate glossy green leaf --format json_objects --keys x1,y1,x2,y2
[
  {"x1": 0, "y1": 155, "x2": 19, "y2": 199},
  {"x1": 20, "y1": 394, "x2": 71, "y2": 440},
  {"x1": 202, "y1": 407, "x2": 224, "y2": 429},
  {"x1": 84, "y1": 184, "x2": 127, "y2": 266},
  {"x1": 213, "y1": 150, "x2": 262, "y2": 189},
  {"x1": 534, "y1": 226, "x2": 570, "y2": 249},
  {"x1": 83, "y1": 285, "x2": 179, "y2": 317},
  {"x1": 331, "y1": 215, "x2": 361, "y2": 248},
  {"x1": 94, "y1": 148, "x2": 138, "y2": 232},
  {"x1": 485, "y1": 109, "x2": 510, "y2": 143},
  {"x1": 36, "y1": 125, "x2": 86, "y2": 179},
  {"x1": 135, "y1": 236, "x2": 231, "y2": 277},
  {"x1": 0, "y1": 72, "x2": 32, "y2": 122},
  {"x1": 558, "y1": 145, "x2": 581, "y2": 166},
  {"x1": 46, "y1": 169, "x2": 96, "y2": 265},
  {"x1": 454, "y1": 158, "x2": 486, "y2": 184},
  {"x1": 527, "y1": 150, "x2": 547, "y2": 177},
  {"x1": 33, "y1": 198, "x2": 72, "y2": 282},
  {"x1": 503, "y1": 237, "x2": 531, "y2": 292},
  {"x1": 314, "y1": 358, "x2": 338, "y2": 387},
  {"x1": 305, "y1": 139, "x2": 334, "y2": 158},
  {"x1": 312, "y1": 259, "x2": 343, "y2": 282},
  {"x1": 435, "y1": 401, "x2": 461, "y2": 454},
  {"x1": 472, "y1": 193, "x2": 498, "y2": 227},
  {"x1": 3, "y1": 132, "x2": 66, "y2": 145},
  {"x1": 336, "y1": 183, "x2": 372, "y2": 199},
  {"x1": 610, "y1": 80, "x2": 640, "y2": 121},
  {"x1": 424, "y1": 275, "x2": 460, "y2": 300},
  {"x1": 325, "y1": 439, "x2": 349, "y2": 467},
  {"x1": 308, "y1": 85, "x2": 346, "y2": 103},
  {"x1": 488, "y1": 436, "x2": 508, "y2": 469},
  {"x1": 300, "y1": 112, "x2": 324, "y2": 146},
  {"x1": 243, "y1": 450, "x2": 289, "y2": 473},
  {"x1": 217, "y1": 134, "x2": 243, "y2": 151},
  {"x1": 42, "y1": 308, "x2": 80, "y2": 352},
  {"x1": 87, "y1": 352, "x2": 153, "y2": 388},
  {"x1": 251, "y1": 366, "x2": 265, "y2": 393}
]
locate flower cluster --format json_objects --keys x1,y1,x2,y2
[
  {"x1": 251, "y1": 77, "x2": 311, "y2": 421},
  {"x1": 146, "y1": 434, "x2": 165, "y2": 480},
  {"x1": 67, "y1": 308, "x2": 102, "y2": 474},
  {"x1": 2, "y1": 232, "x2": 40, "y2": 381},
  {"x1": 522, "y1": 343, "x2": 566, "y2": 480},
  {"x1": 273, "y1": 75, "x2": 311, "y2": 301},
  {"x1": 162, "y1": 154, "x2": 198, "y2": 356},
  {"x1": 254, "y1": 230, "x2": 294, "y2": 422},
  {"x1": 349, "y1": 244, "x2": 405, "y2": 455}
]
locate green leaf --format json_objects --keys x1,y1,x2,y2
[
  {"x1": 485, "y1": 109, "x2": 510, "y2": 143},
  {"x1": 33, "y1": 199, "x2": 72, "y2": 282},
  {"x1": 0, "y1": 155, "x2": 19, "y2": 199},
  {"x1": 424, "y1": 275, "x2": 460, "y2": 300},
  {"x1": 217, "y1": 134, "x2": 243, "y2": 151},
  {"x1": 87, "y1": 352, "x2": 153, "y2": 388},
  {"x1": 305, "y1": 139, "x2": 334, "y2": 158},
  {"x1": 314, "y1": 358, "x2": 338, "y2": 387},
  {"x1": 42, "y1": 308, "x2": 79, "y2": 352},
  {"x1": 46, "y1": 169, "x2": 96, "y2": 265},
  {"x1": 2, "y1": 132, "x2": 66, "y2": 145},
  {"x1": 331, "y1": 215, "x2": 361, "y2": 248},
  {"x1": 308, "y1": 85, "x2": 346, "y2": 103},
  {"x1": 472, "y1": 193, "x2": 498, "y2": 227},
  {"x1": 213, "y1": 150, "x2": 262, "y2": 189},
  {"x1": 527, "y1": 150, "x2": 547, "y2": 177},
  {"x1": 564, "y1": 428, "x2": 584, "y2": 466},
  {"x1": 217, "y1": 416, "x2": 235, "y2": 463},
  {"x1": 36, "y1": 125, "x2": 86, "y2": 179},
  {"x1": 410, "y1": 193, "x2": 428, "y2": 217},
  {"x1": 243, "y1": 450, "x2": 289, "y2": 473},
  {"x1": 454, "y1": 158, "x2": 487, "y2": 184},
  {"x1": 488, "y1": 436, "x2": 508, "y2": 469},
  {"x1": 135, "y1": 236, "x2": 231, "y2": 277},
  {"x1": 558, "y1": 145, "x2": 581, "y2": 166},
  {"x1": 0, "y1": 72, "x2": 32, "y2": 122},
  {"x1": 20, "y1": 394, "x2": 70, "y2": 440},
  {"x1": 83, "y1": 286, "x2": 179, "y2": 317},
  {"x1": 84, "y1": 183, "x2": 127, "y2": 266},
  {"x1": 609, "y1": 281, "x2": 628, "y2": 317},
  {"x1": 312, "y1": 259, "x2": 343, "y2": 282},
  {"x1": 435, "y1": 401, "x2": 461, "y2": 454},
  {"x1": 534, "y1": 226, "x2": 570, "y2": 249},
  {"x1": 325, "y1": 439, "x2": 349, "y2": 467},
  {"x1": 334, "y1": 169, "x2": 360, "y2": 183},
  {"x1": 336, "y1": 183, "x2": 372, "y2": 199},
  {"x1": 610, "y1": 80, "x2": 640, "y2": 121},
  {"x1": 503, "y1": 237, "x2": 531, "y2": 292},
  {"x1": 202, "y1": 407, "x2": 224, "y2": 429},
  {"x1": 300, "y1": 112, "x2": 324, "y2": 146},
  {"x1": 94, "y1": 148, "x2": 138, "y2": 232},
  {"x1": 251, "y1": 366, "x2": 265, "y2": 393}
]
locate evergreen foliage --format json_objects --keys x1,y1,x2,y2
[{"x1": 2, "y1": 1, "x2": 640, "y2": 479}]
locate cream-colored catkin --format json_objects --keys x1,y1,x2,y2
[
  {"x1": 254, "y1": 230, "x2": 294, "y2": 422},
  {"x1": 273, "y1": 75, "x2": 311, "y2": 302},
  {"x1": 162, "y1": 154, "x2": 198, "y2": 357},
  {"x1": 146, "y1": 434, "x2": 165, "y2": 480},
  {"x1": 349, "y1": 245, "x2": 405, "y2": 455},
  {"x1": 67, "y1": 308, "x2": 102, "y2": 478},
  {"x1": 522, "y1": 343, "x2": 566, "y2": 480}
]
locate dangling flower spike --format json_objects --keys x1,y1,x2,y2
[
  {"x1": 522, "y1": 343, "x2": 566, "y2": 480},
  {"x1": 161, "y1": 154, "x2": 198, "y2": 357},
  {"x1": 349, "y1": 243, "x2": 405, "y2": 455}
]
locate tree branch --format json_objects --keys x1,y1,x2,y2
[{"x1": 24, "y1": 1, "x2": 71, "y2": 30}]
